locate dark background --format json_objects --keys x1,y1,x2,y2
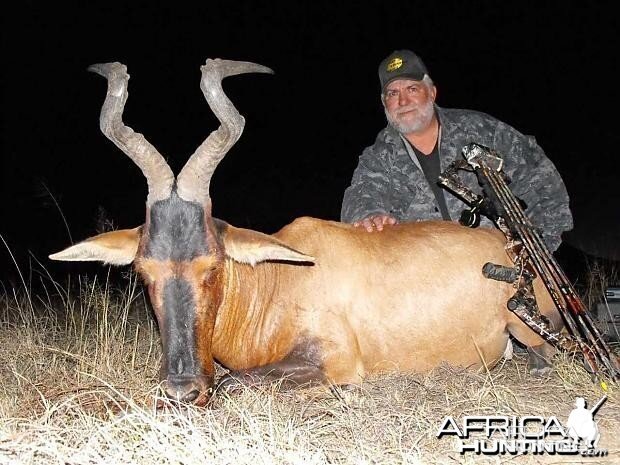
[{"x1": 2, "y1": 1, "x2": 619, "y2": 287}]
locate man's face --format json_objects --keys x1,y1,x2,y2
[{"x1": 383, "y1": 78, "x2": 437, "y2": 134}]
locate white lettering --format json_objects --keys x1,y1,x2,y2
[
  {"x1": 484, "y1": 416, "x2": 510, "y2": 438},
  {"x1": 462, "y1": 416, "x2": 488, "y2": 437},
  {"x1": 520, "y1": 416, "x2": 545, "y2": 439},
  {"x1": 436, "y1": 417, "x2": 463, "y2": 438},
  {"x1": 544, "y1": 416, "x2": 566, "y2": 437},
  {"x1": 438, "y1": 412, "x2": 605, "y2": 456}
]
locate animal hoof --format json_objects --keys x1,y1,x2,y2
[
  {"x1": 527, "y1": 346, "x2": 553, "y2": 378},
  {"x1": 215, "y1": 372, "x2": 258, "y2": 393},
  {"x1": 529, "y1": 366, "x2": 552, "y2": 377},
  {"x1": 215, "y1": 374, "x2": 242, "y2": 392}
]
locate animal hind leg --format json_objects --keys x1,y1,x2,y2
[{"x1": 507, "y1": 313, "x2": 558, "y2": 376}]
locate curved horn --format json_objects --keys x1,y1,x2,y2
[
  {"x1": 88, "y1": 62, "x2": 174, "y2": 206},
  {"x1": 176, "y1": 59, "x2": 273, "y2": 205}
]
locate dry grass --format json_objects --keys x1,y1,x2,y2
[{"x1": 0, "y1": 275, "x2": 619, "y2": 464}]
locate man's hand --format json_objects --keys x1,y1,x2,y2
[{"x1": 353, "y1": 215, "x2": 397, "y2": 232}]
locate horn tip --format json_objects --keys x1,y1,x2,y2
[
  {"x1": 87, "y1": 62, "x2": 127, "y2": 78},
  {"x1": 200, "y1": 59, "x2": 274, "y2": 76}
]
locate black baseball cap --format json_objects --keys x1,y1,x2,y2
[{"x1": 379, "y1": 50, "x2": 429, "y2": 92}]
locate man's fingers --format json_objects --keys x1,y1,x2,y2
[
  {"x1": 353, "y1": 215, "x2": 397, "y2": 232},
  {"x1": 352, "y1": 219, "x2": 373, "y2": 231}
]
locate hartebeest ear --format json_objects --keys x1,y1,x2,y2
[
  {"x1": 220, "y1": 224, "x2": 315, "y2": 266},
  {"x1": 49, "y1": 227, "x2": 142, "y2": 266}
]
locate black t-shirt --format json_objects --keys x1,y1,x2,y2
[{"x1": 410, "y1": 140, "x2": 451, "y2": 220}]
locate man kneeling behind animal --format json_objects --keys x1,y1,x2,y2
[
  {"x1": 50, "y1": 59, "x2": 562, "y2": 406},
  {"x1": 341, "y1": 49, "x2": 572, "y2": 253},
  {"x1": 340, "y1": 48, "x2": 572, "y2": 368}
]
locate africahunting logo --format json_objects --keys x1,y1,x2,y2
[{"x1": 437, "y1": 396, "x2": 608, "y2": 456}]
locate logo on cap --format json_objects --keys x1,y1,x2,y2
[{"x1": 386, "y1": 57, "x2": 403, "y2": 72}]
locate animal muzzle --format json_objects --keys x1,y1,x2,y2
[{"x1": 162, "y1": 374, "x2": 213, "y2": 405}]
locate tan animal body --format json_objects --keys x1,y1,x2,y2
[{"x1": 51, "y1": 59, "x2": 560, "y2": 405}]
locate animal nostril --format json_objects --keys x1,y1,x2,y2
[
  {"x1": 182, "y1": 389, "x2": 200, "y2": 402},
  {"x1": 164, "y1": 385, "x2": 178, "y2": 400},
  {"x1": 164, "y1": 385, "x2": 198, "y2": 402}
]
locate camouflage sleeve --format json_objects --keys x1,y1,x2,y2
[
  {"x1": 341, "y1": 140, "x2": 395, "y2": 223},
  {"x1": 492, "y1": 122, "x2": 573, "y2": 252}
]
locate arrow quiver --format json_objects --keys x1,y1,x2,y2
[{"x1": 438, "y1": 143, "x2": 620, "y2": 383}]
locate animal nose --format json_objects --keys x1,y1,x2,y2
[{"x1": 163, "y1": 376, "x2": 211, "y2": 404}]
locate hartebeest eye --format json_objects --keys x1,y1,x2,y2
[
  {"x1": 188, "y1": 256, "x2": 220, "y2": 282},
  {"x1": 136, "y1": 268, "x2": 155, "y2": 286},
  {"x1": 134, "y1": 260, "x2": 153, "y2": 285},
  {"x1": 135, "y1": 256, "x2": 219, "y2": 287}
]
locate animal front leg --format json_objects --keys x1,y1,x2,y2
[{"x1": 217, "y1": 358, "x2": 326, "y2": 391}]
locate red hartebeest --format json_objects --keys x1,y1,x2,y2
[{"x1": 50, "y1": 59, "x2": 561, "y2": 406}]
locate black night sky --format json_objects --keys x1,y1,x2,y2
[{"x1": 2, "y1": 2, "x2": 619, "y2": 285}]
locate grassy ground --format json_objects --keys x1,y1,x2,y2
[{"x1": 0, "y1": 276, "x2": 618, "y2": 464}]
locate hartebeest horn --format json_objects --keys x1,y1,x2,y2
[
  {"x1": 176, "y1": 59, "x2": 273, "y2": 205},
  {"x1": 88, "y1": 62, "x2": 174, "y2": 206}
]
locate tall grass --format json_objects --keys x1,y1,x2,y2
[{"x1": 0, "y1": 272, "x2": 618, "y2": 464}]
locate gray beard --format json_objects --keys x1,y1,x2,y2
[{"x1": 385, "y1": 100, "x2": 435, "y2": 134}]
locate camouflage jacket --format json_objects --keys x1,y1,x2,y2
[{"x1": 341, "y1": 106, "x2": 573, "y2": 251}]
